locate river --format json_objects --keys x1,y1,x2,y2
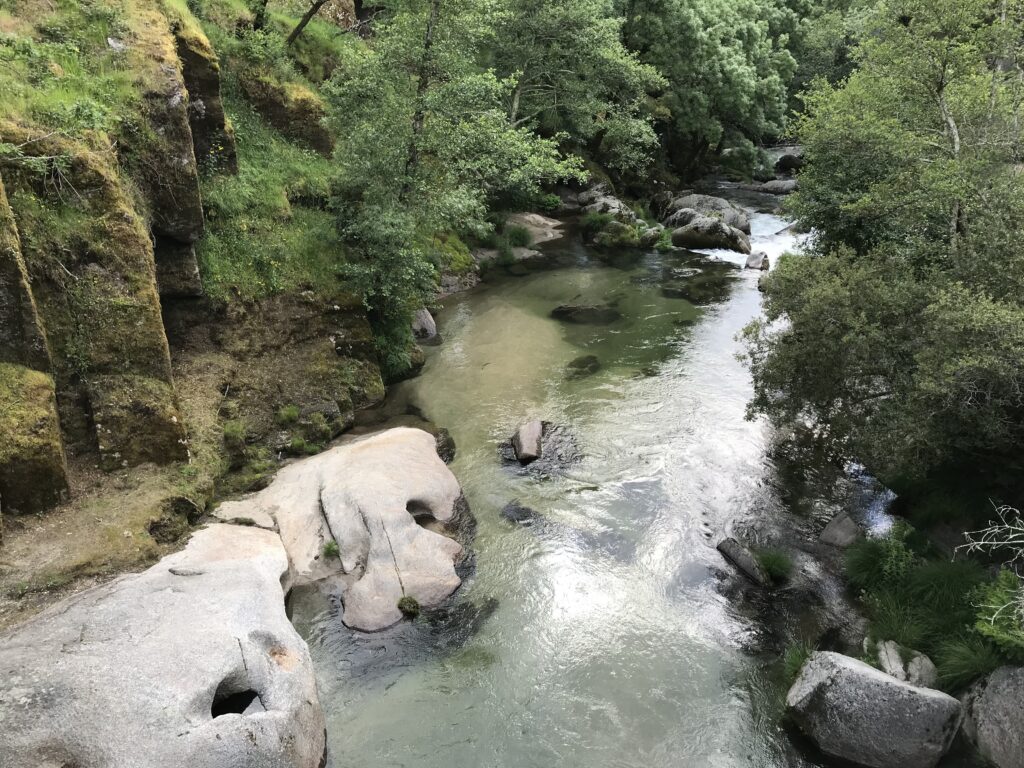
[{"x1": 291, "y1": 192, "x2": 875, "y2": 767}]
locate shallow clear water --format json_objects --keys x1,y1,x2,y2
[{"x1": 295, "y1": 200, "x2": 825, "y2": 767}]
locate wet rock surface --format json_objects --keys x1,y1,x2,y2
[{"x1": 550, "y1": 304, "x2": 623, "y2": 325}]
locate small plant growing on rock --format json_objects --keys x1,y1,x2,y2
[
  {"x1": 783, "y1": 641, "x2": 815, "y2": 682},
  {"x1": 398, "y1": 595, "x2": 420, "y2": 618},
  {"x1": 506, "y1": 224, "x2": 532, "y2": 248},
  {"x1": 756, "y1": 548, "x2": 793, "y2": 585},
  {"x1": 277, "y1": 404, "x2": 301, "y2": 425},
  {"x1": 322, "y1": 540, "x2": 340, "y2": 558}
]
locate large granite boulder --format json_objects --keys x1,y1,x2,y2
[
  {"x1": 578, "y1": 184, "x2": 638, "y2": 223},
  {"x1": 214, "y1": 428, "x2": 466, "y2": 632},
  {"x1": 787, "y1": 651, "x2": 962, "y2": 768},
  {"x1": 962, "y1": 666, "x2": 1024, "y2": 768},
  {"x1": 672, "y1": 215, "x2": 751, "y2": 254},
  {"x1": 0, "y1": 524, "x2": 325, "y2": 768},
  {"x1": 664, "y1": 194, "x2": 750, "y2": 234}
]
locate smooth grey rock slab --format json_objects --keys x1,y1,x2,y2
[
  {"x1": 0, "y1": 524, "x2": 325, "y2": 768},
  {"x1": 214, "y1": 428, "x2": 465, "y2": 632}
]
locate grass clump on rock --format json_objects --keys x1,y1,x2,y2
[
  {"x1": 322, "y1": 540, "x2": 340, "y2": 559},
  {"x1": 755, "y1": 548, "x2": 793, "y2": 585},
  {"x1": 276, "y1": 404, "x2": 300, "y2": 425},
  {"x1": 398, "y1": 595, "x2": 420, "y2": 619}
]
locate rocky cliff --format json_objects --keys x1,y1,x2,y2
[{"x1": 0, "y1": 0, "x2": 379, "y2": 616}]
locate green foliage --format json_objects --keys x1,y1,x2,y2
[
  {"x1": 619, "y1": 0, "x2": 797, "y2": 176},
  {"x1": 580, "y1": 212, "x2": 613, "y2": 236},
  {"x1": 935, "y1": 635, "x2": 1006, "y2": 691},
  {"x1": 196, "y1": 90, "x2": 342, "y2": 300},
  {"x1": 276, "y1": 404, "x2": 301, "y2": 425},
  {"x1": 222, "y1": 419, "x2": 248, "y2": 451},
  {"x1": 491, "y1": 0, "x2": 664, "y2": 177},
  {"x1": 398, "y1": 595, "x2": 421, "y2": 618},
  {"x1": 756, "y1": 548, "x2": 793, "y2": 585},
  {"x1": 844, "y1": 522, "x2": 1019, "y2": 689},
  {"x1": 324, "y1": 0, "x2": 585, "y2": 370},
  {"x1": 747, "y1": 0, "x2": 1024, "y2": 492},
  {"x1": 505, "y1": 225, "x2": 532, "y2": 248},
  {"x1": 973, "y1": 569, "x2": 1024, "y2": 661},
  {"x1": 654, "y1": 227, "x2": 673, "y2": 253},
  {"x1": 783, "y1": 640, "x2": 815, "y2": 682},
  {"x1": 322, "y1": 539, "x2": 340, "y2": 558}
]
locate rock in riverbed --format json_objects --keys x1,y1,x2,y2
[
  {"x1": 819, "y1": 513, "x2": 861, "y2": 547},
  {"x1": 566, "y1": 354, "x2": 601, "y2": 379},
  {"x1": 745, "y1": 251, "x2": 770, "y2": 271},
  {"x1": 787, "y1": 651, "x2": 962, "y2": 768},
  {"x1": 412, "y1": 307, "x2": 440, "y2": 345},
  {"x1": 0, "y1": 524, "x2": 325, "y2": 768},
  {"x1": 663, "y1": 193, "x2": 751, "y2": 234},
  {"x1": 214, "y1": 427, "x2": 467, "y2": 632},
  {"x1": 551, "y1": 304, "x2": 622, "y2": 325},
  {"x1": 717, "y1": 537, "x2": 770, "y2": 587},
  {"x1": 512, "y1": 419, "x2": 544, "y2": 464},
  {"x1": 672, "y1": 216, "x2": 752, "y2": 254}
]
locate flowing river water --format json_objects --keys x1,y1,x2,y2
[{"x1": 289, "y1": 191, "x2": 920, "y2": 767}]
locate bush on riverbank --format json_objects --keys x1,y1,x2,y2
[{"x1": 843, "y1": 522, "x2": 1017, "y2": 691}]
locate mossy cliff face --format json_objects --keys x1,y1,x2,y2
[
  {"x1": 0, "y1": 177, "x2": 68, "y2": 519},
  {"x1": 1, "y1": 124, "x2": 189, "y2": 472},
  {"x1": 0, "y1": 0, "x2": 386, "y2": 617}
]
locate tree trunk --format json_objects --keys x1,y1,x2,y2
[
  {"x1": 253, "y1": 0, "x2": 272, "y2": 30},
  {"x1": 287, "y1": 0, "x2": 331, "y2": 46},
  {"x1": 400, "y1": 0, "x2": 441, "y2": 201}
]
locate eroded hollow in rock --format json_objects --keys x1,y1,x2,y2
[
  {"x1": 211, "y1": 680, "x2": 265, "y2": 718},
  {"x1": 406, "y1": 499, "x2": 434, "y2": 519}
]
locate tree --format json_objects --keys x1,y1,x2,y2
[
  {"x1": 325, "y1": 0, "x2": 583, "y2": 375},
  {"x1": 745, "y1": 0, "x2": 1024, "y2": 499},
  {"x1": 489, "y1": 0, "x2": 664, "y2": 178},
  {"x1": 618, "y1": 0, "x2": 797, "y2": 177}
]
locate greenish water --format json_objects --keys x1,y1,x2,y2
[{"x1": 294, "y1": 203, "x2": 834, "y2": 767}]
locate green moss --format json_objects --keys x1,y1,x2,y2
[
  {"x1": 0, "y1": 362, "x2": 68, "y2": 513},
  {"x1": 196, "y1": 90, "x2": 343, "y2": 301},
  {"x1": 398, "y1": 595, "x2": 421, "y2": 618},
  {"x1": 431, "y1": 232, "x2": 474, "y2": 275}
]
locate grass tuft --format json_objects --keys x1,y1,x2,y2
[{"x1": 756, "y1": 548, "x2": 793, "y2": 585}]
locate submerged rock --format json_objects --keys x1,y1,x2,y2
[
  {"x1": 512, "y1": 420, "x2": 544, "y2": 464},
  {"x1": 214, "y1": 428, "x2": 467, "y2": 632},
  {"x1": 550, "y1": 304, "x2": 623, "y2": 325},
  {"x1": 0, "y1": 524, "x2": 325, "y2": 768},
  {"x1": 716, "y1": 537, "x2": 770, "y2": 587},
  {"x1": 962, "y1": 666, "x2": 1024, "y2": 768},
  {"x1": 787, "y1": 651, "x2": 961, "y2": 768},
  {"x1": 566, "y1": 354, "x2": 601, "y2": 379},
  {"x1": 501, "y1": 500, "x2": 543, "y2": 526}
]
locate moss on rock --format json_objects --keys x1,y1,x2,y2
[
  {"x1": 237, "y1": 68, "x2": 334, "y2": 155},
  {"x1": 0, "y1": 363, "x2": 69, "y2": 514}
]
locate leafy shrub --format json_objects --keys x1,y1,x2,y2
[
  {"x1": 581, "y1": 211, "x2": 613, "y2": 236},
  {"x1": 756, "y1": 548, "x2": 793, "y2": 585},
  {"x1": 506, "y1": 225, "x2": 533, "y2": 248},
  {"x1": 973, "y1": 569, "x2": 1024, "y2": 661}
]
